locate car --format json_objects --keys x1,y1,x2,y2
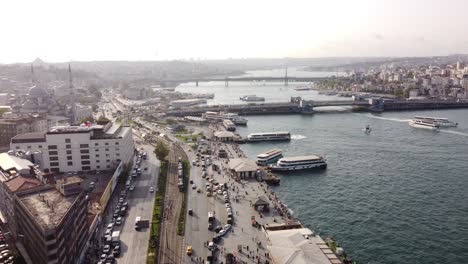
[
  {"x1": 103, "y1": 245, "x2": 111, "y2": 254},
  {"x1": 223, "y1": 191, "x2": 228, "y2": 195},
  {"x1": 189, "y1": 179, "x2": 193, "y2": 184},
  {"x1": 188, "y1": 209, "x2": 193, "y2": 215},
  {"x1": 214, "y1": 226, "x2": 222, "y2": 232},
  {"x1": 217, "y1": 190, "x2": 222, "y2": 195},
  {"x1": 118, "y1": 198, "x2": 124, "y2": 203},
  {"x1": 149, "y1": 187, "x2": 154, "y2": 192},
  {"x1": 113, "y1": 245, "x2": 121, "y2": 257},
  {"x1": 89, "y1": 181, "x2": 95, "y2": 188},
  {"x1": 206, "y1": 191, "x2": 212, "y2": 197},
  {"x1": 208, "y1": 241, "x2": 216, "y2": 251},
  {"x1": 116, "y1": 217, "x2": 122, "y2": 225},
  {"x1": 226, "y1": 208, "x2": 232, "y2": 213},
  {"x1": 192, "y1": 160, "x2": 196, "y2": 165},
  {"x1": 212, "y1": 235, "x2": 221, "y2": 243},
  {"x1": 192, "y1": 184, "x2": 196, "y2": 189},
  {"x1": 100, "y1": 254, "x2": 107, "y2": 261},
  {"x1": 223, "y1": 224, "x2": 232, "y2": 231},
  {"x1": 107, "y1": 223, "x2": 114, "y2": 230},
  {"x1": 122, "y1": 202, "x2": 128, "y2": 207},
  {"x1": 197, "y1": 188, "x2": 201, "y2": 193},
  {"x1": 144, "y1": 167, "x2": 148, "y2": 171},
  {"x1": 113, "y1": 210, "x2": 119, "y2": 218},
  {"x1": 225, "y1": 203, "x2": 231, "y2": 208},
  {"x1": 218, "y1": 229, "x2": 226, "y2": 236},
  {"x1": 186, "y1": 246, "x2": 193, "y2": 255},
  {"x1": 106, "y1": 254, "x2": 115, "y2": 263},
  {"x1": 114, "y1": 205, "x2": 121, "y2": 211},
  {"x1": 129, "y1": 185, "x2": 135, "y2": 191}
]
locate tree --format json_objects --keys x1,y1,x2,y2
[
  {"x1": 154, "y1": 140, "x2": 169, "y2": 161},
  {"x1": 97, "y1": 116, "x2": 110, "y2": 123},
  {"x1": 80, "y1": 116, "x2": 94, "y2": 124}
]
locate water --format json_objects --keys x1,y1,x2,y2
[{"x1": 176, "y1": 69, "x2": 468, "y2": 264}]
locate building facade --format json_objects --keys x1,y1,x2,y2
[
  {"x1": 0, "y1": 115, "x2": 48, "y2": 148},
  {"x1": 10, "y1": 122, "x2": 134, "y2": 173}
]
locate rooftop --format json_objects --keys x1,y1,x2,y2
[
  {"x1": 267, "y1": 228, "x2": 336, "y2": 264},
  {"x1": 5, "y1": 175, "x2": 42, "y2": 193},
  {"x1": 228, "y1": 158, "x2": 258, "y2": 172},
  {"x1": 214, "y1": 131, "x2": 235, "y2": 138},
  {"x1": 0, "y1": 153, "x2": 34, "y2": 176},
  {"x1": 257, "y1": 149, "x2": 282, "y2": 158},
  {"x1": 19, "y1": 187, "x2": 79, "y2": 230},
  {"x1": 11, "y1": 132, "x2": 46, "y2": 143}
]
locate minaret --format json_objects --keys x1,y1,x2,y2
[
  {"x1": 68, "y1": 63, "x2": 74, "y2": 96},
  {"x1": 31, "y1": 64, "x2": 35, "y2": 84}
]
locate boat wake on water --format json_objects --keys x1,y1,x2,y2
[
  {"x1": 363, "y1": 114, "x2": 411, "y2": 122},
  {"x1": 438, "y1": 130, "x2": 468, "y2": 137},
  {"x1": 291, "y1": 134, "x2": 307, "y2": 140}
]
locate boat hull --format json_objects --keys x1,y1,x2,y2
[
  {"x1": 409, "y1": 122, "x2": 438, "y2": 130},
  {"x1": 269, "y1": 163, "x2": 327, "y2": 171}
]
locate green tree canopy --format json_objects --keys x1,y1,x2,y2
[{"x1": 154, "y1": 140, "x2": 170, "y2": 161}]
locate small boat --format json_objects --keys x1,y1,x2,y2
[
  {"x1": 413, "y1": 116, "x2": 458, "y2": 127},
  {"x1": 240, "y1": 95, "x2": 265, "y2": 102},
  {"x1": 409, "y1": 119, "x2": 439, "y2": 130},
  {"x1": 363, "y1": 125, "x2": 372, "y2": 134}
]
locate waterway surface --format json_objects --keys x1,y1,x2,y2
[{"x1": 176, "y1": 69, "x2": 468, "y2": 264}]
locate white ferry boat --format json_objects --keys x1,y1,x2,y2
[
  {"x1": 256, "y1": 149, "x2": 283, "y2": 166},
  {"x1": 269, "y1": 155, "x2": 327, "y2": 171},
  {"x1": 413, "y1": 116, "x2": 458, "y2": 127},
  {"x1": 240, "y1": 95, "x2": 265, "y2": 102},
  {"x1": 408, "y1": 119, "x2": 439, "y2": 130},
  {"x1": 224, "y1": 113, "x2": 248, "y2": 125},
  {"x1": 247, "y1": 132, "x2": 291, "y2": 142}
]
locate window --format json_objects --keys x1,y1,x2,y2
[
  {"x1": 95, "y1": 143, "x2": 99, "y2": 146},
  {"x1": 95, "y1": 148, "x2": 99, "y2": 152},
  {"x1": 106, "y1": 154, "x2": 110, "y2": 157},
  {"x1": 80, "y1": 144, "x2": 89, "y2": 148},
  {"x1": 81, "y1": 155, "x2": 90, "y2": 160},
  {"x1": 66, "y1": 150, "x2": 72, "y2": 155},
  {"x1": 115, "y1": 142, "x2": 119, "y2": 145},
  {"x1": 115, "y1": 148, "x2": 119, "y2": 151},
  {"x1": 80, "y1": 149, "x2": 89, "y2": 154},
  {"x1": 95, "y1": 154, "x2": 100, "y2": 157},
  {"x1": 50, "y1": 156, "x2": 58, "y2": 161},
  {"x1": 67, "y1": 161, "x2": 73, "y2": 166},
  {"x1": 81, "y1": 166, "x2": 91, "y2": 171},
  {"x1": 49, "y1": 151, "x2": 58, "y2": 156},
  {"x1": 51, "y1": 168, "x2": 60, "y2": 173},
  {"x1": 81, "y1": 160, "x2": 90, "y2": 165},
  {"x1": 48, "y1": 145, "x2": 57, "y2": 150},
  {"x1": 66, "y1": 144, "x2": 71, "y2": 149},
  {"x1": 116, "y1": 153, "x2": 120, "y2": 157},
  {"x1": 15, "y1": 146, "x2": 20, "y2": 149},
  {"x1": 105, "y1": 142, "x2": 109, "y2": 146},
  {"x1": 106, "y1": 159, "x2": 110, "y2": 162},
  {"x1": 27, "y1": 146, "x2": 31, "y2": 149},
  {"x1": 67, "y1": 156, "x2": 72, "y2": 160},
  {"x1": 96, "y1": 160, "x2": 100, "y2": 163},
  {"x1": 38, "y1": 145, "x2": 42, "y2": 148},
  {"x1": 65, "y1": 138, "x2": 71, "y2": 143},
  {"x1": 105, "y1": 148, "x2": 109, "y2": 151},
  {"x1": 50, "y1": 162, "x2": 59, "y2": 167},
  {"x1": 96, "y1": 165, "x2": 100, "y2": 169},
  {"x1": 106, "y1": 165, "x2": 111, "y2": 168}
]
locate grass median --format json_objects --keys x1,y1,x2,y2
[
  {"x1": 176, "y1": 160, "x2": 190, "y2": 236},
  {"x1": 146, "y1": 161, "x2": 168, "y2": 264}
]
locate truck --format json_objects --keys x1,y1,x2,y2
[
  {"x1": 135, "y1": 216, "x2": 150, "y2": 230},
  {"x1": 111, "y1": 231, "x2": 121, "y2": 246}
]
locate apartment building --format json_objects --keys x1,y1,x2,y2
[
  {"x1": 10, "y1": 121, "x2": 134, "y2": 173},
  {"x1": 0, "y1": 114, "x2": 48, "y2": 148}
]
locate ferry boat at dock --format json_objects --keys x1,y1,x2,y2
[
  {"x1": 269, "y1": 155, "x2": 327, "y2": 171},
  {"x1": 256, "y1": 149, "x2": 283, "y2": 166},
  {"x1": 240, "y1": 95, "x2": 265, "y2": 102},
  {"x1": 408, "y1": 119, "x2": 439, "y2": 130},
  {"x1": 413, "y1": 116, "x2": 458, "y2": 127},
  {"x1": 247, "y1": 132, "x2": 291, "y2": 142},
  {"x1": 202, "y1": 111, "x2": 248, "y2": 125}
]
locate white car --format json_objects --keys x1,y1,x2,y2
[
  {"x1": 149, "y1": 187, "x2": 154, "y2": 192},
  {"x1": 192, "y1": 184, "x2": 196, "y2": 189},
  {"x1": 115, "y1": 217, "x2": 122, "y2": 226},
  {"x1": 225, "y1": 203, "x2": 231, "y2": 208},
  {"x1": 223, "y1": 224, "x2": 232, "y2": 231},
  {"x1": 217, "y1": 190, "x2": 222, "y2": 195},
  {"x1": 129, "y1": 185, "x2": 135, "y2": 191},
  {"x1": 218, "y1": 229, "x2": 226, "y2": 236}
]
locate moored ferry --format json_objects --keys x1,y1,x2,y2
[
  {"x1": 247, "y1": 132, "x2": 291, "y2": 142},
  {"x1": 202, "y1": 111, "x2": 248, "y2": 125},
  {"x1": 413, "y1": 116, "x2": 458, "y2": 127},
  {"x1": 240, "y1": 95, "x2": 265, "y2": 102},
  {"x1": 256, "y1": 149, "x2": 283, "y2": 166},
  {"x1": 408, "y1": 119, "x2": 439, "y2": 130},
  {"x1": 269, "y1": 155, "x2": 327, "y2": 171}
]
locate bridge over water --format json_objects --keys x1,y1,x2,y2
[
  {"x1": 165, "y1": 98, "x2": 468, "y2": 117},
  {"x1": 162, "y1": 76, "x2": 330, "y2": 87}
]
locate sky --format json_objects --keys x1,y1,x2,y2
[{"x1": 1, "y1": 0, "x2": 468, "y2": 63}]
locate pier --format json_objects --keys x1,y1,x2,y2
[{"x1": 166, "y1": 97, "x2": 468, "y2": 117}]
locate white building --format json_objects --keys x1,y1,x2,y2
[
  {"x1": 10, "y1": 122, "x2": 134, "y2": 173},
  {"x1": 72, "y1": 103, "x2": 93, "y2": 125}
]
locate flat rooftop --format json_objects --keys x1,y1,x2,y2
[
  {"x1": 11, "y1": 132, "x2": 46, "y2": 143},
  {"x1": 19, "y1": 187, "x2": 78, "y2": 230},
  {"x1": 267, "y1": 228, "x2": 337, "y2": 264},
  {"x1": 280, "y1": 155, "x2": 322, "y2": 162}
]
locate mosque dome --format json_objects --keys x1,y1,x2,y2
[{"x1": 28, "y1": 85, "x2": 49, "y2": 97}]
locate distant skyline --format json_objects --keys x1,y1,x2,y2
[{"x1": 2, "y1": 0, "x2": 468, "y2": 63}]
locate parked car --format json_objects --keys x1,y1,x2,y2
[
  {"x1": 149, "y1": 187, "x2": 154, "y2": 192},
  {"x1": 186, "y1": 246, "x2": 193, "y2": 255},
  {"x1": 103, "y1": 245, "x2": 111, "y2": 254}
]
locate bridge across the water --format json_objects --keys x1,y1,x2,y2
[
  {"x1": 162, "y1": 76, "x2": 330, "y2": 87},
  {"x1": 166, "y1": 99, "x2": 368, "y2": 116}
]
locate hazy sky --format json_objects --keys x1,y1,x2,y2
[{"x1": 1, "y1": 0, "x2": 468, "y2": 63}]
